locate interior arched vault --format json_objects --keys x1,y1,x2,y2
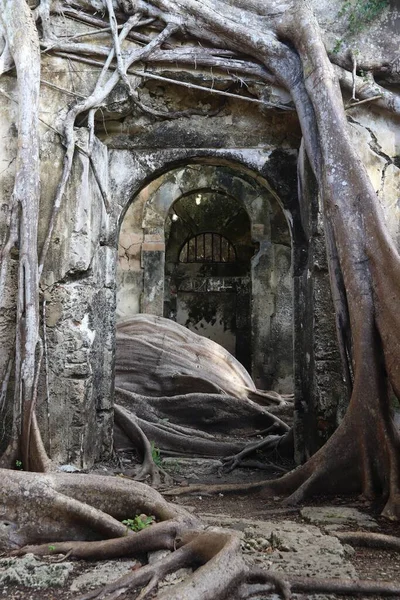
[{"x1": 165, "y1": 190, "x2": 255, "y2": 376}]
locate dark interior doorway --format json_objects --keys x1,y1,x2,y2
[{"x1": 164, "y1": 191, "x2": 254, "y2": 372}]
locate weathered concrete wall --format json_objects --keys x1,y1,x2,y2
[
  {"x1": 347, "y1": 109, "x2": 400, "y2": 247},
  {"x1": 177, "y1": 291, "x2": 238, "y2": 355},
  {"x1": 0, "y1": 54, "x2": 115, "y2": 466},
  {"x1": 97, "y1": 78, "x2": 299, "y2": 151},
  {"x1": 38, "y1": 133, "x2": 115, "y2": 467},
  {"x1": 293, "y1": 151, "x2": 348, "y2": 462}
]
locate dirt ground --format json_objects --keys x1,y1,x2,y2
[{"x1": 2, "y1": 455, "x2": 400, "y2": 600}]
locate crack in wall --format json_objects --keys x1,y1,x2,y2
[{"x1": 347, "y1": 114, "x2": 394, "y2": 197}]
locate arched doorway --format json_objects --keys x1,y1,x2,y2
[{"x1": 116, "y1": 162, "x2": 293, "y2": 392}]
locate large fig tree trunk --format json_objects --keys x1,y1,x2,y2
[{"x1": 0, "y1": 0, "x2": 47, "y2": 471}]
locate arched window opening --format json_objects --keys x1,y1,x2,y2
[{"x1": 179, "y1": 233, "x2": 236, "y2": 264}]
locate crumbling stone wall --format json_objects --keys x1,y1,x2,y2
[{"x1": 0, "y1": 53, "x2": 115, "y2": 466}]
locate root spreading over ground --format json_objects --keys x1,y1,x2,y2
[
  {"x1": 114, "y1": 315, "x2": 292, "y2": 483},
  {"x1": 3, "y1": 469, "x2": 400, "y2": 599}
]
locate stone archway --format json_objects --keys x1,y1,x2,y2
[
  {"x1": 111, "y1": 148, "x2": 346, "y2": 460},
  {"x1": 27, "y1": 141, "x2": 345, "y2": 468},
  {"x1": 117, "y1": 162, "x2": 293, "y2": 392}
]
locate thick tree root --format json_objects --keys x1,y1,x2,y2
[
  {"x1": 115, "y1": 388, "x2": 288, "y2": 435},
  {"x1": 114, "y1": 379, "x2": 291, "y2": 481},
  {"x1": 163, "y1": 479, "x2": 266, "y2": 497},
  {"x1": 0, "y1": 469, "x2": 198, "y2": 551},
  {"x1": 12, "y1": 520, "x2": 186, "y2": 560},
  {"x1": 335, "y1": 531, "x2": 400, "y2": 552},
  {"x1": 114, "y1": 318, "x2": 291, "y2": 467},
  {"x1": 116, "y1": 406, "x2": 245, "y2": 456},
  {"x1": 242, "y1": 569, "x2": 292, "y2": 599},
  {"x1": 239, "y1": 574, "x2": 400, "y2": 597},
  {"x1": 0, "y1": 469, "x2": 294, "y2": 600},
  {"x1": 116, "y1": 315, "x2": 255, "y2": 400},
  {"x1": 163, "y1": 392, "x2": 400, "y2": 516},
  {"x1": 75, "y1": 530, "x2": 259, "y2": 600},
  {"x1": 287, "y1": 575, "x2": 400, "y2": 596},
  {"x1": 114, "y1": 404, "x2": 173, "y2": 486},
  {"x1": 226, "y1": 459, "x2": 289, "y2": 473},
  {"x1": 112, "y1": 318, "x2": 294, "y2": 490},
  {"x1": 142, "y1": 419, "x2": 217, "y2": 441},
  {"x1": 222, "y1": 435, "x2": 282, "y2": 472},
  {"x1": 245, "y1": 388, "x2": 294, "y2": 408},
  {"x1": 222, "y1": 429, "x2": 294, "y2": 472},
  {"x1": 0, "y1": 412, "x2": 52, "y2": 473},
  {"x1": 136, "y1": 414, "x2": 244, "y2": 457},
  {"x1": 4, "y1": 466, "x2": 400, "y2": 600},
  {"x1": 114, "y1": 402, "x2": 250, "y2": 464}
]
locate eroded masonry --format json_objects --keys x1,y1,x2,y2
[{"x1": 1, "y1": 10, "x2": 399, "y2": 468}]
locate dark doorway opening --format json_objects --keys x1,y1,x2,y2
[{"x1": 164, "y1": 191, "x2": 254, "y2": 372}]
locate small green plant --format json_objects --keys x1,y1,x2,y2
[
  {"x1": 48, "y1": 545, "x2": 56, "y2": 552},
  {"x1": 338, "y1": 0, "x2": 352, "y2": 18},
  {"x1": 122, "y1": 514, "x2": 155, "y2": 532},
  {"x1": 15, "y1": 460, "x2": 23, "y2": 470},
  {"x1": 333, "y1": 38, "x2": 344, "y2": 54},
  {"x1": 151, "y1": 442, "x2": 162, "y2": 467}
]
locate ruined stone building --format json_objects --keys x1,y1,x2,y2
[{"x1": 1, "y1": 9, "x2": 399, "y2": 469}]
